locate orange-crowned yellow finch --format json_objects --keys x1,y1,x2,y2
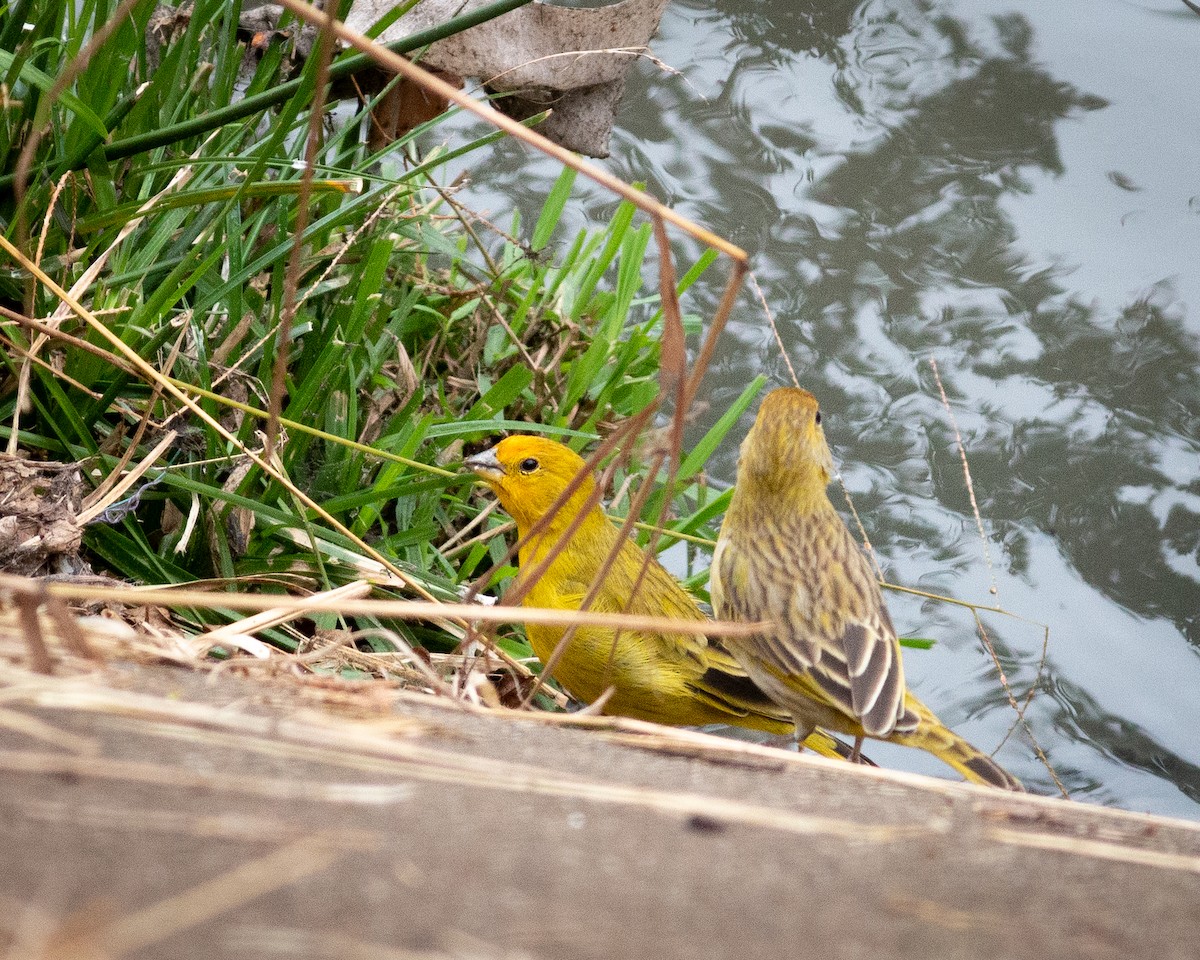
[{"x1": 711, "y1": 388, "x2": 1023, "y2": 790}]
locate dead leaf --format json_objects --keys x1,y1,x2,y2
[{"x1": 0, "y1": 458, "x2": 85, "y2": 576}]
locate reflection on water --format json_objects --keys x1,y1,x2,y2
[{"x1": 451, "y1": 0, "x2": 1200, "y2": 815}]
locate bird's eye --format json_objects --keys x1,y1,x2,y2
[
  {"x1": 519, "y1": 457, "x2": 539, "y2": 473},
  {"x1": 814, "y1": 410, "x2": 822, "y2": 425}
]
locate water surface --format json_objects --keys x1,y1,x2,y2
[{"x1": 449, "y1": 0, "x2": 1200, "y2": 816}]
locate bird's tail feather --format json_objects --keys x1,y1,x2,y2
[{"x1": 894, "y1": 698, "x2": 1024, "y2": 791}]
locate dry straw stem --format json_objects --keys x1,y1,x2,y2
[
  {"x1": 8, "y1": 580, "x2": 97, "y2": 676},
  {"x1": 0, "y1": 705, "x2": 99, "y2": 755},
  {"x1": 884, "y1": 893, "x2": 1007, "y2": 935},
  {"x1": 306, "y1": 637, "x2": 506, "y2": 703},
  {"x1": 76, "y1": 429, "x2": 178, "y2": 526},
  {"x1": 929, "y1": 357, "x2": 998, "y2": 596},
  {"x1": 0, "y1": 831, "x2": 372, "y2": 959},
  {"x1": 9, "y1": 139, "x2": 202, "y2": 456},
  {"x1": 925, "y1": 358, "x2": 1060, "y2": 789},
  {"x1": 0, "y1": 573, "x2": 768, "y2": 641},
  {"x1": 200, "y1": 580, "x2": 373, "y2": 647},
  {"x1": 267, "y1": 1, "x2": 340, "y2": 460},
  {"x1": 223, "y1": 930, "x2": 530, "y2": 960},
  {"x1": 985, "y1": 827, "x2": 1200, "y2": 876}
]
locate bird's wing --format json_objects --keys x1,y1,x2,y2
[
  {"x1": 688, "y1": 639, "x2": 792, "y2": 720},
  {"x1": 552, "y1": 538, "x2": 711, "y2": 673},
  {"x1": 614, "y1": 541, "x2": 712, "y2": 665},
  {"x1": 791, "y1": 536, "x2": 914, "y2": 737},
  {"x1": 793, "y1": 610, "x2": 910, "y2": 738}
]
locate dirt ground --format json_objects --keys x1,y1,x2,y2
[{"x1": 2, "y1": 659, "x2": 1199, "y2": 960}]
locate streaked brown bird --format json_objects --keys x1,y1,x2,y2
[{"x1": 711, "y1": 387, "x2": 1023, "y2": 790}]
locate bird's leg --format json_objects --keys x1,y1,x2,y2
[
  {"x1": 849, "y1": 735, "x2": 864, "y2": 764},
  {"x1": 793, "y1": 719, "x2": 814, "y2": 754}
]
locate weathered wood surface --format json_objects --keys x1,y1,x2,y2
[{"x1": 1, "y1": 665, "x2": 1198, "y2": 960}]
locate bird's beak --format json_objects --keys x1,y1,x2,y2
[{"x1": 464, "y1": 447, "x2": 503, "y2": 479}]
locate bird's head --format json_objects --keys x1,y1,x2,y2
[
  {"x1": 738, "y1": 387, "x2": 835, "y2": 503},
  {"x1": 464, "y1": 436, "x2": 599, "y2": 533}
]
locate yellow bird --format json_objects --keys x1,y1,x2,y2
[
  {"x1": 465, "y1": 435, "x2": 866, "y2": 761},
  {"x1": 711, "y1": 387, "x2": 1023, "y2": 790}
]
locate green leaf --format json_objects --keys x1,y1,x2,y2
[
  {"x1": 0, "y1": 48, "x2": 109, "y2": 139},
  {"x1": 464, "y1": 364, "x2": 534, "y2": 420},
  {"x1": 532, "y1": 167, "x2": 577, "y2": 251},
  {"x1": 678, "y1": 376, "x2": 767, "y2": 480},
  {"x1": 423, "y1": 420, "x2": 595, "y2": 441}
]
